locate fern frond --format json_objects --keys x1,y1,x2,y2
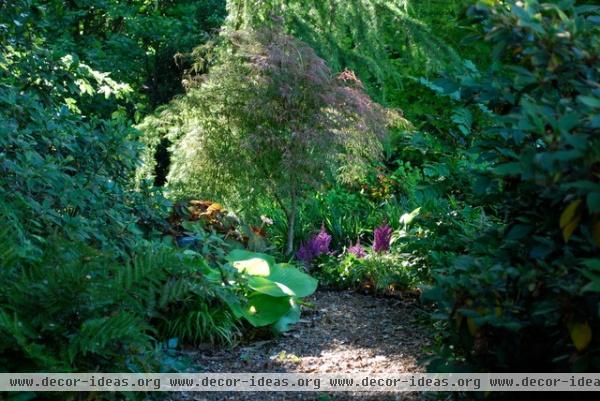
[
  {"x1": 68, "y1": 312, "x2": 154, "y2": 363},
  {"x1": 159, "y1": 278, "x2": 194, "y2": 309}
]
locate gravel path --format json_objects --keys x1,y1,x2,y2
[{"x1": 169, "y1": 290, "x2": 429, "y2": 401}]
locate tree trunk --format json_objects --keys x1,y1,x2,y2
[{"x1": 285, "y1": 190, "x2": 298, "y2": 256}]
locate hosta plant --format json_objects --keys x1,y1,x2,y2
[{"x1": 203, "y1": 250, "x2": 318, "y2": 333}]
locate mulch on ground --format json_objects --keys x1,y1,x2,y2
[{"x1": 170, "y1": 290, "x2": 430, "y2": 401}]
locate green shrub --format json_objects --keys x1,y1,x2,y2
[
  {"x1": 422, "y1": 0, "x2": 600, "y2": 372},
  {"x1": 1, "y1": 0, "x2": 226, "y2": 116},
  {"x1": 0, "y1": 223, "x2": 235, "y2": 372},
  {"x1": 0, "y1": 11, "x2": 245, "y2": 374},
  {"x1": 318, "y1": 253, "x2": 423, "y2": 294},
  {"x1": 0, "y1": 26, "x2": 160, "y2": 258}
]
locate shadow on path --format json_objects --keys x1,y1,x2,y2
[{"x1": 170, "y1": 290, "x2": 429, "y2": 401}]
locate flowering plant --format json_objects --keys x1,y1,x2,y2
[
  {"x1": 373, "y1": 224, "x2": 392, "y2": 253},
  {"x1": 296, "y1": 227, "x2": 332, "y2": 262},
  {"x1": 347, "y1": 240, "x2": 366, "y2": 258}
]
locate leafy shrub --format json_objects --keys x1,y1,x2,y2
[
  {"x1": 306, "y1": 208, "x2": 428, "y2": 293},
  {"x1": 170, "y1": 200, "x2": 272, "y2": 257},
  {"x1": 318, "y1": 252, "x2": 423, "y2": 294},
  {"x1": 422, "y1": 0, "x2": 600, "y2": 372},
  {"x1": 0, "y1": 219, "x2": 236, "y2": 372},
  {"x1": 2, "y1": 0, "x2": 226, "y2": 116},
  {"x1": 0, "y1": 5, "x2": 243, "y2": 376},
  {"x1": 139, "y1": 27, "x2": 389, "y2": 255},
  {"x1": 0, "y1": 21, "x2": 162, "y2": 258}
]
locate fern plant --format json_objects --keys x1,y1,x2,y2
[{"x1": 0, "y1": 208, "x2": 243, "y2": 373}]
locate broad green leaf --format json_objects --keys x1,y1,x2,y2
[
  {"x1": 272, "y1": 300, "x2": 301, "y2": 333},
  {"x1": 578, "y1": 96, "x2": 600, "y2": 108},
  {"x1": 268, "y1": 264, "x2": 318, "y2": 298},
  {"x1": 227, "y1": 249, "x2": 276, "y2": 267},
  {"x1": 232, "y1": 257, "x2": 270, "y2": 276},
  {"x1": 226, "y1": 249, "x2": 276, "y2": 276},
  {"x1": 220, "y1": 291, "x2": 245, "y2": 319},
  {"x1": 246, "y1": 276, "x2": 294, "y2": 297},
  {"x1": 241, "y1": 294, "x2": 292, "y2": 327}
]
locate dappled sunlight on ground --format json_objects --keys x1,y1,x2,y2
[{"x1": 170, "y1": 291, "x2": 429, "y2": 400}]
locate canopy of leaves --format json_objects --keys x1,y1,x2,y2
[
  {"x1": 140, "y1": 28, "x2": 389, "y2": 213},
  {"x1": 2, "y1": 0, "x2": 226, "y2": 115},
  {"x1": 225, "y1": 0, "x2": 465, "y2": 104}
]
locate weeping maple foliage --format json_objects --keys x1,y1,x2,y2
[{"x1": 139, "y1": 26, "x2": 390, "y2": 253}]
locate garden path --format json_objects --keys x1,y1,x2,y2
[{"x1": 170, "y1": 290, "x2": 429, "y2": 401}]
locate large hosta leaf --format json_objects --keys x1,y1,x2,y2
[
  {"x1": 223, "y1": 250, "x2": 318, "y2": 330},
  {"x1": 226, "y1": 249, "x2": 275, "y2": 276},
  {"x1": 246, "y1": 276, "x2": 294, "y2": 297},
  {"x1": 268, "y1": 263, "x2": 318, "y2": 298},
  {"x1": 241, "y1": 294, "x2": 292, "y2": 327},
  {"x1": 272, "y1": 300, "x2": 301, "y2": 333}
]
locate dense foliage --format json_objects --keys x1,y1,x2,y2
[
  {"x1": 0, "y1": 0, "x2": 315, "y2": 383},
  {"x1": 421, "y1": 0, "x2": 600, "y2": 372},
  {"x1": 139, "y1": 27, "x2": 389, "y2": 254},
  {"x1": 2, "y1": 0, "x2": 599, "y2": 396},
  {"x1": 226, "y1": 0, "x2": 465, "y2": 104}
]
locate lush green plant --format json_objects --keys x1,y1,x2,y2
[
  {"x1": 6, "y1": 0, "x2": 600, "y2": 380},
  {"x1": 208, "y1": 250, "x2": 318, "y2": 333},
  {"x1": 139, "y1": 27, "x2": 389, "y2": 254},
  {"x1": 0, "y1": 218, "x2": 236, "y2": 372},
  {"x1": 0, "y1": 0, "x2": 184, "y2": 257},
  {"x1": 0, "y1": 0, "x2": 244, "y2": 378},
  {"x1": 161, "y1": 303, "x2": 242, "y2": 347},
  {"x1": 2, "y1": 0, "x2": 226, "y2": 115},
  {"x1": 318, "y1": 252, "x2": 423, "y2": 294},
  {"x1": 422, "y1": 0, "x2": 600, "y2": 372}
]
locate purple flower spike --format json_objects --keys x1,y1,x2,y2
[
  {"x1": 311, "y1": 226, "x2": 332, "y2": 255},
  {"x1": 373, "y1": 224, "x2": 393, "y2": 253},
  {"x1": 296, "y1": 241, "x2": 314, "y2": 262},
  {"x1": 296, "y1": 226, "x2": 332, "y2": 262},
  {"x1": 348, "y1": 240, "x2": 366, "y2": 258}
]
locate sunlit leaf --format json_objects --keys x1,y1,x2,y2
[
  {"x1": 241, "y1": 294, "x2": 291, "y2": 327},
  {"x1": 570, "y1": 322, "x2": 592, "y2": 351},
  {"x1": 560, "y1": 199, "x2": 582, "y2": 241}
]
